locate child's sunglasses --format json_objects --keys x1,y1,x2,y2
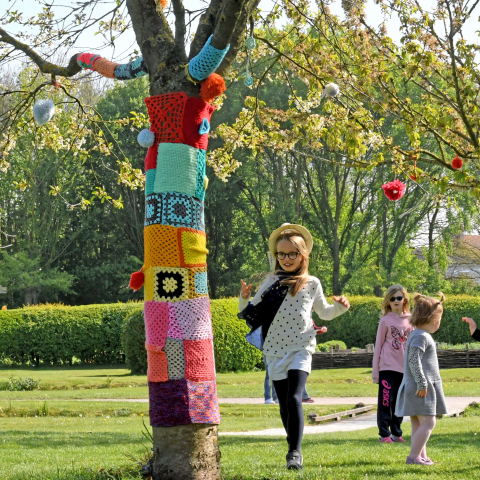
[{"x1": 390, "y1": 296, "x2": 404, "y2": 302}]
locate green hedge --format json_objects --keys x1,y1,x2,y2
[
  {"x1": 0, "y1": 303, "x2": 142, "y2": 365},
  {"x1": 121, "y1": 298, "x2": 263, "y2": 374},
  {"x1": 319, "y1": 295, "x2": 480, "y2": 348}
]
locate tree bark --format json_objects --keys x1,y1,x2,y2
[{"x1": 152, "y1": 424, "x2": 221, "y2": 479}]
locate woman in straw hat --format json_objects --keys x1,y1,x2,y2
[{"x1": 239, "y1": 223, "x2": 350, "y2": 470}]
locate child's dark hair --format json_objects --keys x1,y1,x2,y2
[{"x1": 410, "y1": 293, "x2": 445, "y2": 327}]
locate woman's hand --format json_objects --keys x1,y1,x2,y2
[
  {"x1": 416, "y1": 389, "x2": 427, "y2": 398},
  {"x1": 240, "y1": 279, "x2": 252, "y2": 300},
  {"x1": 333, "y1": 295, "x2": 350, "y2": 310},
  {"x1": 314, "y1": 325, "x2": 328, "y2": 335},
  {"x1": 462, "y1": 317, "x2": 477, "y2": 336}
]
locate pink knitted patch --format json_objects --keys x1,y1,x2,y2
[
  {"x1": 173, "y1": 297, "x2": 212, "y2": 340},
  {"x1": 166, "y1": 302, "x2": 183, "y2": 339},
  {"x1": 186, "y1": 379, "x2": 220, "y2": 424},
  {"x1": 144, "y1": 301, "x2": 169, "y2": 348}
]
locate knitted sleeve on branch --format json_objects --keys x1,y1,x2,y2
[{"x1": 188, "y1": 35, "x2": 230, "y2": 81}]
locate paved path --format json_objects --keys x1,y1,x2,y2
[{"x1": 219, "y1": 397, "x2": 479, "y2": 436}]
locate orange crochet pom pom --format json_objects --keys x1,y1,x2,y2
[
  {"x1": 129, "y1": 271, "x2": 145, "y2": 291},
  {"x1": 200, "y1": 74, "x2": 226, "y2": 103},
  {"x1": 452, "y1": 155, "x2": 463, "y2": 169},
  {"x1": 157, "y1": 0, "x2": 168, "y2": 9}
]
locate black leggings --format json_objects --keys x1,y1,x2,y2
[{"x1": 273, "y1": 369, "x2": 309, "y2": 452}]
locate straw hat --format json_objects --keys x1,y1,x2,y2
[{"x1": 268, "y1": 223, "x2": 313, "y2": 257}]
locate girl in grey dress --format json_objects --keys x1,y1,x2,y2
[{"x1": 395, "y1": 293, "x2": 447, "y2": 466}]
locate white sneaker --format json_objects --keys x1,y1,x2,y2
[{"x1": 264, "y1": 399, "x2": 275, "y2": 404}]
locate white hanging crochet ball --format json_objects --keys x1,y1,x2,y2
[
  {"x1": 322, "y1": 83, "x2": 340, "y2": 99},
  {"x1": 33, "y1": 99, "x2": 55, "y2": 126},
  {"x1": 137, "y1": 129, "x2": 155, "y2": 148}
]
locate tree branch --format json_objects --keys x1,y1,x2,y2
[
  {"x1": 189, "y1": 0, "x2": 222, "y2": 60},
  {"x1": 171, "y1": 0, "x2": 187, "y2": 62},
  {"x1": 0, "y1": 27, "x2": 81, "y2": 77}
]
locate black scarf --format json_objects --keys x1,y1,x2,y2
[{"x1": 237, "y1": 272, "x2": 292, "y2": 350}]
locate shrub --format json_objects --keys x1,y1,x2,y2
[
  {"x1": 121, "y1": 308, "x2": 147, "y2": 375},
  {"x1": 5, "y1": 376, "x2": 41, "y2": 391},
  {"x1": 210, "y1": 298, "x2": 263, "y2": 372},
  {"x1": 318, "y1": 295, "x2": 480, "y2": 347},
  {"x1": 316, "y1": 340, "x2": 347, "y2": 352},
  {"x1": 121, "y1": 298, "x2": 263, "y2": 374},
  {"x1": 0, "y1": 303, "x2": 141, "y2": 365}
]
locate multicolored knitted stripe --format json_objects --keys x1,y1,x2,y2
[
  {"x1": 76, "y1": 53, "x2": 147, "y2": 80},
  {"x1": 143, "y1": 93, "x2": 220, "y2": 428}
]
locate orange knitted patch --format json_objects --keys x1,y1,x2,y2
[
  {"x1": 145, "y1": 93, "x2": 187, "y2": 144},
  {"x1": 145, "y1": 343, "x2": 169, "y2": 382},
  {"x1": 184, "y1": 339, "x2": 215, "y2": 381},
  {"x1": 144, "y1": 225, "x2": 180, "y2": 268},
  {"x1": 178, "y1": 228, "x2": 208, "y2": 268},
  {"x1": 94, "y1": 57, "x2": 119, "y2": 79}
]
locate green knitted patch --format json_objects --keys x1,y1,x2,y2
[{"x1": 154, "y1": 143, "x2": 205, "y2": 200}]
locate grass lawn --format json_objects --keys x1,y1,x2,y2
[
  {"x1": 2, "y1": 366, "x2": 480, "y2": 399},
  {"x1": 0, "y1": 401, "x2": 357, "y2": 432},
  {"x1": 1, "y1": 415, "x2": 480, "y2": 479}
]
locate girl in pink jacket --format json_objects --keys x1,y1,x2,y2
[{"x1": 372, "y1": 284, "x2": 412, "y2": 443}]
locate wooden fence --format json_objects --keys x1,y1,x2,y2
[{"x1": 312, "y1": 345, "x2": 480, "y2": 370}]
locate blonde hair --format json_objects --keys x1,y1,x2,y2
[
  {"x1": 381, "y1": 284, "x2": 410, "y2": 316},
  {"x1": 274, "y1": 229, "x2": 309, "y2": 297},
  {"x1": 410, "y1": 293, "x2": 445, "y2": 327}
]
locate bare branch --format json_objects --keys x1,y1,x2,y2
[{"x1": 0, "y1": 27, "x2": 81, "y2": 77}]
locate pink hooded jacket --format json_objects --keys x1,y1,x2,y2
[{"x1": 372, "y1": 311, "x2": 412, "y2": 383}]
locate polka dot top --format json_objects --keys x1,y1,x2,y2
[{"x1": 239, "y1": 275, "x2": 348, "y2": 356}]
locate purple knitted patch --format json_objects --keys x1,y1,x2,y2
[{"x1": 149, "y1": 380, "x2": 190, "y2": 427}]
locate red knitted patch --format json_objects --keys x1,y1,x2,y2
[
  {"x1": 184, "y1": 339, "x2": 215, "y2": 381},
  {"x1": 145, "y1": 144, "x2": 158, "y2": 171},
  {"x1": 182, "y1": 96, "x2": 215, "y2": 150},
  {"x1": 145, "y1": 93, "x2": 187, "y2": 144}
]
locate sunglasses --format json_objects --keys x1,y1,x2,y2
[{"x1": 390, "y1": 296, "x2": 404, "y2": 302}]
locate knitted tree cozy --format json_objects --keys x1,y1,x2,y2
[{"x1": 76, "y1": 24, "x2": 230, "y2": 434}]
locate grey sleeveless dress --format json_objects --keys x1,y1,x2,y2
[{"x1": 395, "y1": 329, "x2": 447, "y2": 417}]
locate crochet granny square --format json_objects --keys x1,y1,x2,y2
[
  {"x1": 153, "y1": 267, "x2": 189, "y2": 302},
  {"x1": 161, "y1": 192, "x2": 205, "y2": 231},
  {"x1": 178, "y1": 227, "x2": 208, "y2": 268},
  {"x1": 163, "y1": 338, "x2": 185, "y2": 380},
  {"x1": 173, "y1": 297, "x2": 212, "y2": 340},
  {"x1": 144, "y1": 300, "x2": 169, "y2": 347},
  {"x1": 145, "y1": 343, "x2": 169, "y2": 382},
  {"x1": 144, "y1": 224, "x2": 180, "y2": 268},
  {"x1": 184, "y1": 338, "x2": 216, "y2": 381}
]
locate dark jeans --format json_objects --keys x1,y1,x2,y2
[
  {"x1": 273, "y1": 369, "x2": 309, "y2": 452},
  {"x1": 377, "y1": 370, "x2": 404, "y2": 438}
]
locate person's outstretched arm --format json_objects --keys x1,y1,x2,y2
[
  {"x1": 372, "y1": 319, "x2": 388, "y2": 384},
  {"x1": 462, "y1": 317, "x2": 480, "y2": 342}
]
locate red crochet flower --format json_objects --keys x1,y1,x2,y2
[
  {"x1": 452, "y1": 155, "x2": 463, "y2": 169},
  {"x1": 382, "y1": 179, "x2": 406, "y2": 201}
]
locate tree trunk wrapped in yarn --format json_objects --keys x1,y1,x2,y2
[{"x1": 142, "y1": 92, "x2": 221, "y2": 477}]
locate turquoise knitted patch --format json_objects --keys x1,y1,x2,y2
[
  {"x1": 195, "y1": 150, "x2": 206, "y2": 201},
  {"x1": 146, "y1": 169, "x2": 156, "y2": 196},
  {"x1": 194, "y1": 272, "x2": 208, "y2": 295},
  {"x1": 154, "y1": 144, "x2": 206, "y2": 200},
  {"x1": 188, "y1": 35, "x2": 230, "y2": 81}
]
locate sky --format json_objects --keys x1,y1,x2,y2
[{"x1": 5, "y1": 0, "x2": 479, "y2": 66}]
